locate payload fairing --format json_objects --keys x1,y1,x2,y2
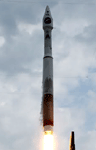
[{"x1": 42, "y1": 6, "x2": 54, "y2": 134}]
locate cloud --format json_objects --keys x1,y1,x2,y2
[
  {"x1": 54, "y1": 106, "x2": 86, "y2": 150},
  {"x1": 18, "y1": 22, "x2": 41, "y2": 35},
  {"x1": 77, "y1": 130, "x2": 96, "y2": 150},
  {"x1": 0, "y1": 73, "x2": 42, "y2": 150},
  {"x1": 0, "y1": 1, "x2": 95, "y2": 150},
  {"x1": 87, "y1": 90, "x2": 96, "y2": 113},
  {"x1": 0, "y1": 36, "x2": 5, "y2": 47}
]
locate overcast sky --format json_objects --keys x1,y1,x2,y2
[{"x1": 0, "y1": 0, "x2": 96, "y2": 150}]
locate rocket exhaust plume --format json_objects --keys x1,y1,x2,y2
[
  {"x1": 44, "y1": 131, "x2": 54, "y2": 150},
  {"x1": 42, "y1": 5, "x2": 54, "y2": 135}
]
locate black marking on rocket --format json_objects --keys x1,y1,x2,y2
[
  {"x1": 44, "y1": 56, "x2": 53, "y2": 59},
  {"x1": 45, "y1": 34, "x2": 50, "y2": 39}
]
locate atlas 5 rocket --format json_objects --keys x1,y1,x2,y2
[
  {"x1": 42, "y1": 5, "x2": 76, "y2": 149},
  {"x1": 42, "y1": 6, "x2": 53, "y2": 134}
]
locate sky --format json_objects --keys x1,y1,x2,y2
[{"x1": 0, "y1": 0, "x2": 96, "y2": 150}]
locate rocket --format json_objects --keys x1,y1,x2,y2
[
  {"x1": 42, "y1": 6, "x2": 76, "y2": 149},
  {"x1": 69, "y1": 131, "x2": 75, "y2": 150},
  {"x1": 42, "y1": 6, "x2": 53, "y2": 134}
]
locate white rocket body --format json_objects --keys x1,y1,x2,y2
[{"x1": 42, "y1": 6, "x2": 54, "y2": 134}]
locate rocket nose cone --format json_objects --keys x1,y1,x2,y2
[
  {"x1": 46, "y1": 5, "x2": 50, "y2": 12},
  {"x1": 43, "y1": 5, "x2": 53, "y2": 29},
  {"x1": 44, "y1": 5, "x2": 52, "y2": 18}
]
